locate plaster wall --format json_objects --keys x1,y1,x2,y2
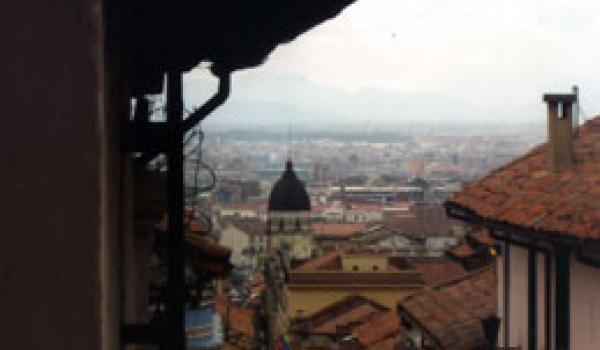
[
  {"x1": 508, "y1": 245, "x2": 529, "y2": 348},
  {"x1": 570, "y1": 256, "x2": 600, "y2": 350}
]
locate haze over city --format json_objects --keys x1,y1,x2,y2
[{"x1": 184, "y1": 0, "x2": 600, "y2": 128}]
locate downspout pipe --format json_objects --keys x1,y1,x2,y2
[
  {"x1": 133, "y1": 72, "x2": 230, "y2": 165},
  {"x1": 182, "y1": 72, "x2": 231, "y2": 132}
]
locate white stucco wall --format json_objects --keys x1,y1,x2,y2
[
  {"x1": 509, "y1": 245, "x2": 529, "y2": 348},
  {"x1": 570, "y1": 256, "x2": 600, "y2": 350}
]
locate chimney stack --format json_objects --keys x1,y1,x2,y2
[{"x1": 543, "y1": 92, "x2": 577, "y2": 170}]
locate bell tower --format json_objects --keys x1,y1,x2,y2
[{"x1": 266, "y1": 160, "x2": 313, "y2": 259}]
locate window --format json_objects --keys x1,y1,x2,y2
[
  {"x1": 352, "y1": 265, "x2": 359, "y2": 271},
  {"x1": 373, "y1": 265, "x2": 379, "y2": 271}
]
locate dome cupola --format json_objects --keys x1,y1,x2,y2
[{"x1": 268, "y1": 161, "x2": 310, "y2": 211}]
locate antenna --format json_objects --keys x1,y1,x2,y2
[{"x1": 286, "y1": 122, "x2": 294, "y2": 161}]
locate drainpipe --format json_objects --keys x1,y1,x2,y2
[
  {"x1": 165, "y1": 71, "x2": 230, "y2": 350},
  {"x1": 182, "y1": 73, "x2": 231, "y2": 132}
]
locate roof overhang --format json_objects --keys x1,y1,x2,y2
[
  {"x1": 129, "y1": 0, "x2": 357, "y2": 94},
  {"x1": 445, "y1": 201, "x2": 600, "y2": 266}
]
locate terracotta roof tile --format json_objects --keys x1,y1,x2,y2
[
  {"x1": 291, "y1": 249, "x2": 423, "y2": 286},
  {"x1": 397, "y1": 267, "x2": 495, "y2": 350},
  {"x1": 292, "y1": 295, "x2": 388, "y2": 335},
  {"x1": 312, "y1": 223, "x2": 368, "y2": 238},
  {"x1": 157, "y1": 211, "x2": 208, "y2": 233},
  {"x1": 293, "y1": 249, "x2": 344, "y2": 272},
  {"x1": 186, "y1": 234, "x2": 233, "y2": 277},
  {"x1": 350, "y1": 203, "x2": 385, "y2": 212},
  {"x1": 353, "y1": 311, "x2": 401, "y2": 349},
  {"x1": 384, "y1": 204, "x2": 457, "y2": 238},
  {"x1": 446, "y1": 117, "x2": 600, "y2": 241},
  {"x1": 447, "y1": 243, "x2": 474, "y2": 258},
  {"x1": 215, "y1": 296, "x2": 255, "y2": 338},
  {"x1": 224, "y1": 218, "x2": 266, "y2": 236},
  {"x1": 218, "y1": 201, "x2": 267, "y2": 212},
  {"x1": 410, "y1": 259, "x2": 467, "y2": 287},
  {"x1": 289, "y1": 271, "x2": 423, "y2": 286}
]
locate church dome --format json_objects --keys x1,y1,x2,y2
[{"x1": 268, "y1": 161, "x2": 310, "y2": 211}]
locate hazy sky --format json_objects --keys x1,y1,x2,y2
[{"x1": 184, "y1": 0, "x2": 600, "y2": 125}]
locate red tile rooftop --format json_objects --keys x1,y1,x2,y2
[
  {"x1": 293, "y1": 248, "x2": 345, "y2": 272},
  {"x1": 312, "y1": 222, "x2": 369, "y2": 238},
  {"x1": 215, "y1": 295, "x2": 255, "y2": 338},
  {"x1": 185, "y1": 234, "x2": 233, "y2": 277},
  {"x1": 352, "y1": 311, "x2": 402, "y2": 349},
  {"x1": 384, "y1": 203, "x2": 456, "y2": 238},
  {"x1": 409, "y1": 259, "x2": 467, "y2": 287},
  {"x1": 217, "y1": 201, "x2": 267, "y2": 212},
  {"x1": 350, "y1": 203, "x2": 384, "y2": 212},
  {"x1": 292, "y1": 295, "x2": 388, "y2": 334},
  {"x1": 289, "y1": 271, "x2": 423, "y2": 286},
  {"x1": 157, "y1": 211, "x2": 208, "y2": 233},
  {"x1": 467, "y1": 228, "x2": 495, "y2": 246},
  {"x1": 314, "y1": 304, "x2": 381, "y2": 333},
  {"x1": 223, "y1": 218, "x2": 266, "y2": 236},
  {"x1": 446, "y1": 117, "x2": 600, "y2": 241},
  {"x1": 397, "y1": 267, "x2": 496, "y2": 350},
  {"x1": 290, "y1": 248, "x2": 423, "y2": 286},
  {"x1": 446, "y1": 242, "x2": 475, "y2": 259}
]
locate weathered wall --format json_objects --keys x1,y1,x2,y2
[{"x1": 0, "y1": 0, "x2": 127, "y2": 348}]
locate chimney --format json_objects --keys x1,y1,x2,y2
[{"x1": 543, "y1": 92, "x2": 577, "y2": 170}]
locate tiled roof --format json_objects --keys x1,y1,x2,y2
[
  {"x1": 352, "y1": 226, "x2": 399, "y2": 244},
  {"x1": 224, "y1": 218, "x2": 266, "y2": 236},
  {"x1": 397, "y1": 267, "x2": 495, "y2": 350},
  {"x1": 293, "y1": 249, "x2": 344, "y2": 272},
  {"x1": 294, "y1": 295, "x2": 388, "y2": 335},
  {"x1": 312, "y1": 223, "x2": 368, "y2": 238},
  {"x1": 409, "y1": 259, "x2": 467, "y2": 287},
  {"x1": 467, "y1": 229, "x2": 495, "y2": 246},
  {"x1": 215, "y1": 296, "x2": 255, "y2": 338},
  {"x1": 446, "y1": 117, "x2": 600, "y2": 241},
  {"x1": 447, "y1": 229, "x2": 495, "y2": 262},
  {"x1": 446, "y1": 243, "x2": 475, "y2": 258},
  {"x1": 291, "y1": 248, "x2": 423, "y2": 286},
  {"x1": 157, "y1": 211, "x2": 208, "y2": 233},
  {"x1": 350, "y1": 203, "x2": 384, "y2": 212},
  {"x1": 218, "y1": 201, "x2": 267, "y2": 212},
  {"x1": 385, "y1": 203, "x2": 456, "y2": 238},
  {"x1": 186, "y1": 234, "x2": 233, "y2": 277},
  {"x1": 289, "y1": 271, "x2": 422, "y2": 286},
  {"x1": 305, "y1": 295, "x2": 389, "y2": 334},
  {"x1": 352, "y1": 311, "x2": 402, "y2": 349}
]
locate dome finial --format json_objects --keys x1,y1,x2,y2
[{"x1": 285, "y1": 160, "x2": 293, "y2": 172}]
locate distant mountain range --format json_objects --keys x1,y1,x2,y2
[{"x1": 183, "y1": 72, "x2": 542, "y2": 133}]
